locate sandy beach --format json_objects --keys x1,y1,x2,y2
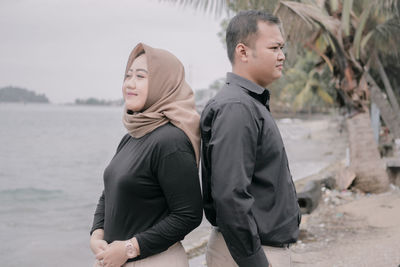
[
  {"x1": 185, "y1": 114, "x2": 400, "y2": 267},
  {"x1": 291, "y1": 184, "x2": 400, "y2": 266}
]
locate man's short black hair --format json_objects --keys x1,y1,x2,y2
[{"x1": 226, "y1": 10, "x2": 281, "y2": 64}]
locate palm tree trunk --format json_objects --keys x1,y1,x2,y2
[
  {"x1": 346, "y1": 111, "x2": 389, "y2": 193},
  {"x1": 375, "y1": 56, "x2": 400, "y2": 116},
  {"x1": 365, "y1": 73, "x2": 400, "y2": 139}
]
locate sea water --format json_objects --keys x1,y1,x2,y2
[{"x1": 0, "y1": 103, "x2": 125, "y2": 266}]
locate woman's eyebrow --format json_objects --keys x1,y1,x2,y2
[{"x1": 128, "y1": 68, "x2": 148, "y2": 73}]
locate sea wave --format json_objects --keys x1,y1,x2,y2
[{"x1": 0, "y1": 187, "x2": 64, "y2": 202}]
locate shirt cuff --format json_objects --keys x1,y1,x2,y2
[
  {"x1": 235, "y1": 247, "x2": 269, "y2": 267},
  {"x1": 134, "y1": 233, "x2": 151, "y2": 259},
  {"x1": 90, "y1": 226, "x2": 104, "y2": 236}
]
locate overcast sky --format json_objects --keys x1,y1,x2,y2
[{"x1": 0, "y1": 0, "x2": 231, "y2": 103}]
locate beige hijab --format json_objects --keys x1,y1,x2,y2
[{"x1": 122, "y1": 43, "x2": 200, "y2": 164}]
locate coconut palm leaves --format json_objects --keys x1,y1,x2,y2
[
  {"x1": 275, "y1": 52, "x2": 335, "y2": 112},
  {"x1": 274, "y1": 0, "x2": 400, "y2": 137}
]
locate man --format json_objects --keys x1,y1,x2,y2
[{"x1": 200, "y1": 10, "x2": 301, "y2": 267}]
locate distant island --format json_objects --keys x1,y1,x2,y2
[
  {"x1": 0, "y1": 86, "x2": 49, "y2": 103},
  {"x1": 75, "y1": 97, "x2": 123, "y2": 106}
]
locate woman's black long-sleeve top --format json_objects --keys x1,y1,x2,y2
[{"x1": 90, "y1": 123, "x2": 203, "y2": 261}]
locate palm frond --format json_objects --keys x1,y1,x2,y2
[
  {"x1": 360, "y1": 31, "x2": 374, "y2": 55},
  {"x1": 329, "y1": 0, "x2": 340, "y2": 13},
  {"x1": 341, "y1": 0, "x2": 353, "y2": 36},
  {"x1": 316, "y1": 87, "x2": 334, "y2": 105},
  {"x1": 275, "y1": 1, "x2": 340, "y2": 35},
  {"x1": 366, "y1": 17, "x2": 400, "y2": 59},
  {"x1": 293, "y1": 82, "x2": 313, "y2": 108},
  {"x1": 353, "y1": 5, "x2": 372, "y2": 59},
  {"x1": 274, "y1": 1, "x2": 342, "y2": 65},
  {"x1": 323, "y1": 32, "x2": 348, "y2": 75},
  {"x1": 371, "y1": 0, "x2": 400, "y2": 17}
]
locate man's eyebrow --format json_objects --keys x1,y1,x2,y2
[
  {"x1": 128, "y1": 68, "x2": 148, "y2": 73},
  {"x1": 270, "y1": 41, "x2": 285, "y2": 46}
]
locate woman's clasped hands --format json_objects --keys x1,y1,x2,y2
[{"x1": 94, "y1": 241, "x2": 128, "y2": 267}]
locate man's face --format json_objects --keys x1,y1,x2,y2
[{"x1": 246, "y1": 21, "x2": 285, "y2": 87}]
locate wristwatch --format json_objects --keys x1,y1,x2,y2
[{"x1": 125, "y1": 239, "x2": 138, "y2": 259}]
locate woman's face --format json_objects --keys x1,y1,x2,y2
[{"x1": 123, "y1": 54, "x2": 149, "y2": 112}]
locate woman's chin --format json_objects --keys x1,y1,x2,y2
[
  {"x1": 125, "y1": 102, "x2": 138, "y2": 111},
  {"x1": 125, "y1": 104, "x2": 144, "y2": 113}
]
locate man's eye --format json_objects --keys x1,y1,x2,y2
[
  {"x1": 137, "y1": 75, "x2": 145, "y2": 79},
  {"x1": 125, "y1": 74, "x2": 131, "y2": 79}
]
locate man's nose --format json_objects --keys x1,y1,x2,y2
[{"x1": 278, "y1": 49, "x2": 285, "y2": 61}]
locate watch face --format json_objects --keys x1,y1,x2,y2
[
  {"x1": 125, "y1": 242, "x2": 137, "y2": 258},
  {"x1": 127, "y1": 248, "x2": 136, "y2": 258}
]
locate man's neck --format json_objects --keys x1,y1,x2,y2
[{"x1": 231, "y1": 67, "x2": 269, "y2": 88}]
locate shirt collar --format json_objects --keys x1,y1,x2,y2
[{"x1": 226, "y1": 72, "x2": 270, "y2": 107}]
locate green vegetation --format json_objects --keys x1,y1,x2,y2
[
  {"x1": 74, "y1": 97, "x2": 123, "y2": 106},
  {"x1": 0, "y1": 86, "x2": 49, "y2": 103},
  {"x1": 270, "y1": 52, "x2": 335, "y2": 114},
  {"x1": 274, "y1": 0, "x2": 400, "y2": 137}
]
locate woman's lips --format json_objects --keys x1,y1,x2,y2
[{"x1": 126, "y1": 92, "x2": 137, "y2": 96}]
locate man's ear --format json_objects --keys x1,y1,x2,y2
[{"x1": 235, "y1": 43, "x2": 249, "y2": 63}]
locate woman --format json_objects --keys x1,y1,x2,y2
[{"x1": 89, "y1": 43, "x2": 203, "y2": 267}]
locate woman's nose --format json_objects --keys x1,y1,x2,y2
[{"x1": 126, "y1": 77, "x2": 136, "y2": 88}]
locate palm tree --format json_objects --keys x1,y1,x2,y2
[
  {"x1": 274, "y1": 0, "x2": 400, "y2": 192},
  {"x1": 272, "y1": 51, "x2": 335, "y2": 113},
  {"x1": 165, "y1": 0, "x2": 400, "y2": 192}
]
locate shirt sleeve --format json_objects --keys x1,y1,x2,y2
[
  {"x1": 135, "y1": 150, "x2": 203, "y2": 258},
  {"x1": 90, "y1": 191, "x2": 105, "y2": 235},
  {"x1": 207, "y1": 102, "x2": 270, "y2": 267}
]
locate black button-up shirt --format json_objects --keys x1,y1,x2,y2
[{"x1": 200, "y1": 72, "x2": 301, "y2": 267}]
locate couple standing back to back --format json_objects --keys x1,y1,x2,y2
[{"x1": 90, "y1": 10, "x2": 301, "y2": 267}]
